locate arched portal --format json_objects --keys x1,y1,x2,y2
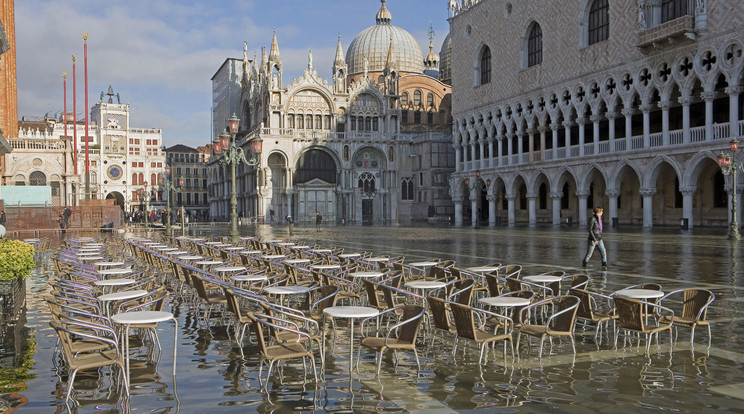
[
  {"x1": 294, "y1": 149, "x2": 338, "y2": 223},
  {"x1": 105, "y1": 191, "x2": 126, "y2": 211}
]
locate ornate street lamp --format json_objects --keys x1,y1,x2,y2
[
  {"x1": 718, "y1": 139, "x2": 742, "y2": 240},
  {"x1": 139, "y1": 181, "x2": 152, "y2": 229},
  {"x1": 160, "y1": 159, "x2": 184, "y2": 235},
  {"x1": 213, "y1": 113, "x2": 262, "y2": 242}
]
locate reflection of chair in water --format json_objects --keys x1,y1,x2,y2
[
  {"x1": 517, "y1": 295, "x2": 580, "y2": 359},
  {"x1": 658, "y1": 288, "x2": 714, "y2": 345},
  {"x1": 614, "y1": 297, "x2": 674, "y2": 355}
]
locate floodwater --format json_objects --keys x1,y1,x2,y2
[{"x1": 2, "y1": 222, "x2": 743, "y2": 413}]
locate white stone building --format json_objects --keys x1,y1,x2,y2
[
  {"x1": 209, "y1": 0, "x2": 455, "y2": 225},
  {"x1": 6, "y1": 86, "x2": 166, "y2": 212},
  {"x1": 448, "y1": 0, "x2": 743, "y2": 229}
]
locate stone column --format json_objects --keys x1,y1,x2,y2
[
  {"x1": 606, "y1": 111, "x2": 618, "y2": 151},
  {"x1": 590, "y1": 115, "x2": 601, "y2": 154},
  {"x1": 641, "y1": 104, "x2": 651, "y2": 148},
  {"x1": 563, "y1": 121, "x2": 573, "y2": 155},
  {"x1": 659, "y1": 100, "x2": 670, "y2": 145},
  {"x1": 576, "y1": 190, "x2": 589, "y2": 226},
  {"x1": 478, "y1": 138, "x2": 486, "y2": 170},
  {"x1": 538, "y1": 125, "x2": 547, "y2": 161},
  {"x1": 622, "y1": 108, "x2": 634, "y2": 141},
  {"x1": 577, "y1": 117, "x2": 586, "y2": 156},
  {"x1": 487, "y1": 194, "x2": 496, "y2": 227},
  {"x1": 487, "y1": 134, "x2": 495, "y2": 168},
  {"x1": 455, "y1": 144, "x2": 462, "y2": 172},
  {"x1": 681, "y1": 186, "x2": 695, "y2": 229},
  {"x1": 506, "y1": 194, "x2": 516, "y2": 225},
  {"x1": 469, "y1": 129, "x2": 477, "y2": 169},
  {"x1": 679, "y1": 96, "x2": 691, "y2": 144},
  {"x1": 702, "y1": 91, "x2": 716, "y2": 141},
  {"x1": 550, "y1": 123, "x2": 560, "y2": 160},
  {"x1": 516, "y1": 129, "x2": 524, "y2": 162},
  {"x1": 640, "y1": 188, "x2": 655, "y2": 228},
  {"x1": 506, "y1": 132, "x2": 514, "y2": 165},
  {"x1": 527, "y1": 128, "x2": 535, "y2": 162},
  {"x1": 726, "y1": 86, "x2": 741, "y2": 138},
  {"x1": 551, "y1": 192, "x2": 562, "y2": 225},
  {"x1": 471, "y1": 193, "x2": 478, "y2": 228},
  {"x1": 454, "y1": 196, "x2": 464, "y2": 226},
  {"x1": 606, "y1": 189, "x2": 620, "y2": 228},
  {"x1": 527, "y1": 192, "x2": 537, "y2": 225},
  {"x1": 497, "y1": 134, "x2": 504, "y2": 167}
]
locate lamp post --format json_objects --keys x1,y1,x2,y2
[
  {"x1": 159, "y1": 161, "x2": 184, "y2": 236},
  {"x1": 137, "y1": 181, "x2": 152, "y2": 230},
  {"x1": 718, "y1": 139, "x2": 742, "y2": 240},
  {"x1": 213, "y1": 114, "x2": 262, "y2": 242}
]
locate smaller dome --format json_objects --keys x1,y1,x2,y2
[
  {"x1": 424, "y1": 40, "x2": 439, "y2": 68},
  {"x1": 438, "y1": 32, "x2": 452, "y2": 83},
  {"x1": 376, "y1": 0, "x2": 392, "y2": 24}
]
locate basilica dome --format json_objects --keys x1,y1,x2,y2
[
  {"x1": 438, "y1": 32, "x2": 452, "y2": 83},
  {"x1": 346, "y1": 0, "x2": 424, "y2": 75}
]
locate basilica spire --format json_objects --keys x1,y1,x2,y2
[
  {"x1": 269, "y1": 29, "x2": 281, "y2": 65},
  {"x1": 334, "y1": 34, "x2": 345, "y2": 67},
  {"x1": 333, "y1": 34, "x2": 348, "y2": 94},
  {"x1": 385, "y1": 35, "x2": 396, "y2": 71}
]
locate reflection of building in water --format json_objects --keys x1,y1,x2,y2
[
  {"x1": 209, "y1": 0, "x2": 455, "y2": 225},
  {"x1": 448, "y1": 0, "x2": 743, "y2": 230}
]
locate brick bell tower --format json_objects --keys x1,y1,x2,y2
[{"x1": 0, "y1": 0, "x2": 18, "y2": 184}]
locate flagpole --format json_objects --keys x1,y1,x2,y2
[
  {"x1": 83, "y1": 33, "x2": 90, "y2": 200},
  {"x1": 72, "y1": 55, "x2": 78, "y2": 177}
]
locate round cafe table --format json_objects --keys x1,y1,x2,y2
[
  {"x1": 98, "y1": 289, "x2": 147, "y2": 316},
  {"x1": 194, "y1": 260, "x2": 223, "y2": 266},
  {"x1": 339, "y1": 253, "x2": 361, "y2": 259},
  {"x1": 365, "y1": 257, "x2": 390, "y2": 263},
  {"x1": 239, "y1": 250, "x2": 264, "y2": 255},
  {"x1": 94, "y1": 278, "x2": 136, "y2": 294},
  {"x1": 231, "y1": 273, "x2": 268, "y2": 287},
  {"x1": 111, "y1": 311, "x2": 177, "y2": 391},
  {"x1": 311, "y1": 264, "x2": 341, "y2": 271},
  {"x1": 97, "y1": 268, "x2": 134, "y2": 278},
  {"x1": 284, "y1": 258, "x2": 312, "y2": 265},
  {"x1": 349, "y1": 271, "x2": 384, "y2": 279},
  {"x1": 94, "y1": 261, "x2": 126, "y2": 268},
  {"x1": 614, "y1": 288, "x2": 664, "y2": 300},
  {"x1": 262, "y1": 254, "x2": 287, "y2": 260},
  {"x1": 264, "y1": 285, "x2": 312, "y2": 306},
  {"x1": 467, "y1": 266, "x2": 502, "y2": 274},
  {"x1": 178, "y1": 255, "x2": 204, "y2": 261},
  {"x1": 323, "y1": 306, "x2": 380, "y2": 377}
]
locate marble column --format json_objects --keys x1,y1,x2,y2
[
  {"x1": 576, "y1": 191, "x2": 589, "y2": 226},
  {"x1": 454, "y1": 197, "x2": 464, "y2": 226},
  {"x1": 590, "y1": 115, "x2": 601, "y2": 155},
  {"x1": 640, "y1": 188, "x2": 656, "y2": 228},
  {"x1": 487, "y1": 194, "x2": 497, "y2": 227},
  {"x1": 527, "y1": 193, "x2": 537, "y2": 225},
  {"x1": 551, "y1": 192, "x2": 562, "y2": 225},
  {"x1": 622, "y1": 108, "x2": 634, "y2": 141},
  {"x1": 471, "y1": 191, "x2": 479, "y2": 228},
  {"x1": 702, "y1": 91, "x2": 716, "y2": 141},
  {"x1": 550, "y1": 123, "x2": 560, "y2": 160},
  {"x1": 506, "y1": 194, "x2": 516, "y2": 225},
  {"x1": 659, "y1": 100, "x2": 670, "y2": 145},
  {"x1": 681, "y1": 186, "x2": 695, "y2": 229},
  {"x1": 726, "y1": 86, "x2": 741, "y2": 138},
  {"x1": 606, "y1": 189, "x2": 620, "y2": 227},
  {"x1": 679, "y1": 96, "x2": 691, "y2": 144},
  {"x1": 641, "y1": 104, "x2": 651, "y2": 148},
  {"x1": 606, "y1": 111, "x2": 618, "y2": 152},
  {"x1": 577, "y1": 117, "x2": 586, "y2": 156}
]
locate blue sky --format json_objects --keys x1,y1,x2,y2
[{"x1": 16, "y1": 0, "x2": 450, "y2": 148}]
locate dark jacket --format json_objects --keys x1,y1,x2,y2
[
  {"x1": 587, "y1": 214, "x2": 602, "y2": 242},
  {"x1": 0, "y1": 212, "x2": 5, "y2": 225}
]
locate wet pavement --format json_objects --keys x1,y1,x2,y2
[{"x1": 2, "y1": 222, "x2": 743, "y2": 412}]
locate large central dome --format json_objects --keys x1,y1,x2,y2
[{"x1": 346, "y1": 0, "x2": 424, "y2": 75}]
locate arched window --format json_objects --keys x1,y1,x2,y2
[
  {"x1": 400, "y1": 92, "x2": 408, "y2": 106},
  {"x1": 288, "y1": 114, "x2": 295, "y2": 129},
  {"x1": 480, "y1": 46, "x2": 491, "y2": 85},
  {"x1": 413, "y1": 90, "x2": 422, "y2": 106},
  {"x1": 132, "y1": 173, "x2": 138, "y2": 185},
  {"x1": 661, "y1": 0, "x2": 687, "y2": 23},
  {"x1": 426, "y1": 93, "x2": 434, "y2": 108},
  {"x1": 294, "y1": 150, "x2": 337, "y2": 184},
  {"x1": 139, "y1": 172, "x2": 144, "y2": 184},
  {"x1": 29, "y1": 171, "x2": 46, "y2": 186},
  {"x1": 588, "y1": 0, "x2": 609, "y2": 45},
  {"x1": 528, "y1": 23, "x2": 543, "y2": 67},
  {"x1": 151, "y1": 173, "x2": 157, "y2": 185},
  {"x1": 401, "y1": 178, "x2": 414, "y2": 201}
]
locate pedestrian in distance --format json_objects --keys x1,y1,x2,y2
[
  {"x1": 582, "y1": 207, "x2": 607, "y2": 269},
  {"x1": 0, "y1": 210, "x2": 5, "y2": 227},
  {"x1": 286, "y1": 215, "x2": 294, "y2": 235},
  {"x1": 316, "y1": 211, "x2": 322, "y2": 231},
  {"x1": 59, "y1": 214, "x2": 66, "y2": 234},
  {"x1": 63, "y1": 207, "x2": 72, "y2": 229}
]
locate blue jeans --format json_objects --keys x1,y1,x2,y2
[{"x1": 583, "y1": 239, "x2": 607, "y2": 264}]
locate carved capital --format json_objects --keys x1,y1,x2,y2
[
  {"x1": 657, "y1": 100, "x2": 671, "y2": 110},
  {"x1": 575, "y1": 190, "x2": 590, "y2": 199},
  {"x1": 639, "y1": 104, "x2": 652, "y2": 113},
  {"x1": 537, "y1": 125, "x2": 548, "y2": 134},
  {"x1": 575, "y1": 117, "x2": 587, "y2": 126},
  {"x1": 526, "y1": 192, "x2": 537, "y2": 199},
  {"x1": 679, "y1": 186, "x2": 696, "y2": 196},
  {"x1": 605, "y1": 189, "x2": 621, "y2": 198},
  {"x1": 700, "y1": 91, "x2": 717, "y2": 101},
  {"x1": 678, "y1": 96, "x2": 693, "y2": 106},
  {"x1": 621, "y1": 108, "x2": 636, "y2": 117},
  {"x1": 505, "y1": 194, "x2": 516, "y2": 201},
  {"x1": 452, "y1": 196, "x2": 465, "y2": 203},
  {"x1": 550, "y1": 123, "x2": 561, "y2": 131},
  {"x1": 605, "y1": 111, "x2": 619, "y2": 120},
  {"x1": 725, "y1": 86, "x2": 743, "y2": 96},
  {"x1": 589, "y1": 115, "x2": 602, "y2": 123},
  {"x1": 639, "y1": 188, "x2": 656, "y2": 197},
  {"x1": 486, "y1": 194, "x2": 497, "y2": 201},
  {"x1": 550, "y1": 191, "x2": 563, "y2": 199}
]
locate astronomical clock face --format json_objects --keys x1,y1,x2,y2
[{"x1": 107, "y1": 164, "x2": 123, "y2": 181}]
